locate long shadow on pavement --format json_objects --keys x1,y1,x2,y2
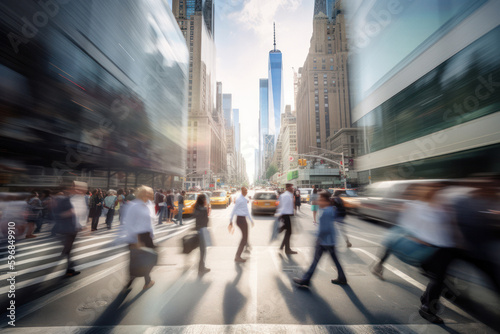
[{"x1": 222, "y1": 263, "x2": 247, "y2": 324}]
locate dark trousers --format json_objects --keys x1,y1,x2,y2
[
  {"x1": 280, "y1": 215, "x2": 292, "y2": 252},
  {"x1": 105, "y1": 208, "x2": 115, "y2": 228},
  {"x1": 198, "y1": 230, "x2": 207, "y2": 271},
  {"x1": 421, "y1": 248, "x2": 457, "y2": 312},
  {"x1": 236, "y1": 216, "x2": 248, "y2": 259},
  {"x1": 91, "y1": 207, "x2": 102, "y2": 230},
  {"x1": 61, "y1": 233, "x2": 77, "y2": 271},
  {"x1": 303, "y1": 243, "x2": 346, "y2": 282}
]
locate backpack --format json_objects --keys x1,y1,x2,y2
[{"x1": 333, "y1": 197, "x2": 346, "y2": 218}]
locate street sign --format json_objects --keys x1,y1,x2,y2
[
  {"x1": 209, "y1": 184, "x2": 214, "y2": 187},
  {"x1": 289, "y1": 156, "x2": 294, "y2": 162}
]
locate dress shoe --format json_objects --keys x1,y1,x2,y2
[
  {"x1": 331, "y1": 279, "x2": 347, "y2": 285},
  {"x1": 293, "y1": 278, "x2": 310, "y2": 287},
  {"x1": 234, "y1": 257, "x2": 247, "y2": 263}
]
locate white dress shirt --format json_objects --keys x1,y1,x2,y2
[
  {"x1": 123, "y1": 199, "x2": 155, "y2": 244},
  {"x1": 276, "y1": 191, "x2": 294, "y2": 216},
  {"x1": 230, "y1": 194, "x2": 254, "y2": 223}
]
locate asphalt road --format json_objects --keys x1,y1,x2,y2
[{"x1": 1, "y1": 192, "x2": 499, "y2": 333}]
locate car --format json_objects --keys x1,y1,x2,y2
[
  {"x1": 210, "y1": 190, "x2": 229, "y2": 208},
  {"x1": 174, "y1": 192, "x2": 200, "y2": 216},
  {"x1": 356, "y1": 180, "x2": 444, "y2": 224},
  {"x1": 298, "y1": 188, "x2": 313, "y2": 203},
  {"x1": 251, "y1": 191, "x2": 279, "y2": 215},
  {"x1": 328, "y1": 188, "x2": 360, "y2": 213}
]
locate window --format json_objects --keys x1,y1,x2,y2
[
  {"x1": 330, "y1": 66, "x2": 334, "y2": 70},
  {"x1": 350, "y1": 136, "x2": 354, "y2": 143}
]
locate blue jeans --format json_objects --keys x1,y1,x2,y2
[
  {"x1": 303, "y1": 243, "x2": 346, "y2": 282},
  {"x1": 177, "y1": 205, "x2": 184, "y2": 225},
  {"x1": 158, "y1": 206, "x2": 166, "y2": 225}
]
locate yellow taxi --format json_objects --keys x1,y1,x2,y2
[
  {"x1": 251, "y1": 191, "x2": 279, "y2": 215},
  {"x1": 210, "y1": 190, "x2": 229, "y2": 208},
  {"x1": 328, "y1": 188, "x2": 360, "y2": 213},
  {"x1": 175, "y1": 192, "x2": 200, "y2": 216}
]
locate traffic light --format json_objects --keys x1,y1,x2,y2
[
  {"x1": 217, "y1": 179, "x2": 220, "y2": 183},
  {"x1": 298, "y1": 159, "x2": 302, "y2": 166},
  {"x1": 298, "y1": 159, "x2": 307, "y2": 166}
]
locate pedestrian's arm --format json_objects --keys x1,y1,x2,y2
[{"x1": 229, "y1": 198, "x2": 238, "y2": 224}]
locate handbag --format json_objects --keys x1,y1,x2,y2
[
  {"x1": 182, "y1": 233, "x2": 200, "y2": 254},
  {"x1": 383, "y1": 226, "x2": 438, "y2": 267},
  {"x1": 270, "y1": 217, "x2": 281, "y2": 242},
  {"x1": 173, "y1": 207, "x2": 179, "y2": 215},
  {"x1": 129, "y1": 247, "x2": 158, "y2": 277}
]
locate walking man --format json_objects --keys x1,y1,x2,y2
[
  {"x1": 276, "y1": 183, "x2": 297, "y2": 255},
  {"x1": 293, "y1": 191, "x2": 347, "y2": 287},
  {"x1": 229, "y1": 187, "x2": 254, "y2": 263}
]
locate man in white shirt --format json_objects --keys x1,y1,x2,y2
[
  {"x1": 229, "y1": 187, "x2": 254, "y2": 262},
  {"x1": 276, "y1": 183, "x2": 297, "y2": 255}
]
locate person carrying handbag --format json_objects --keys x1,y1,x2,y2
[
  {"x1": 194, "y1": 194, "x2": 211, "y2": 276},
  {"x1": 123, "y1": 185, "x2": 157, "y2": 290}
]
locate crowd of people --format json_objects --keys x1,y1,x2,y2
[{"x1": 1, "y1": 177, "x2": 498, "y2": 325}]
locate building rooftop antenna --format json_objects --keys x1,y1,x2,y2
[{"x1": 273, "y1": 22, "x2": 276, "y2": 51}]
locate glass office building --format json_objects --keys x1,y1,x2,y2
[
  {"x1": 0, "y1": 0, "x2": 189, "y2": 183},
  {"x1": 268, "y1": 51, "x2": 284, "y2": 139},
  {"x1": 346, "y1": 0, "x2": 500, "y2": 182},
  {"x1": 259, "y1": 78, "x2": 269, "y2": 175}
]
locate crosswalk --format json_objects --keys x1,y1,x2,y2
[{"x1": 0, "y1": 218, "x2": 195, "y2": 294}]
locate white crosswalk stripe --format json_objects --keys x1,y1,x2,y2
[{"x1": 0, "y1": 218, "x2": 195, "y2": 293}]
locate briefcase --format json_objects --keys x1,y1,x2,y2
[
  {"x1": 129, "y1": 247, "x2": 158, "y2": 277},
  {"x1": 182, "y1": 233, "x2": 199, "y2": 254}
]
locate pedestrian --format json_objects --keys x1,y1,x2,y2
[
  {"x1": 89, "y1": 189, "x2": 103, "y2": 231},
  {"x1": 229, "y1": 187, "x2": 254, "y2": 263},
  {"x1": 370, "y1": 184, "x2": 450, "y2": 280},
  {"x1": 52, "y1": 181, "x2": 86, "y2": 277},
  {"x1": 311, "y1": 187, "x2": 319, "y2": 225},
  {"x1": 157, "y1": 190, "x2": 167, "y2": 225},
  {"x1": 418, "y1": 179, "x2": 500, "y2": 324},
  {"x1": 177, "y1": 190, "x2": 185, "y2": 225},
  {"x1": 103, "y1": 190, "x2": 118, "y2": 229},
  {"x1": 116, "y1": 189, "x2": 126, "y2": 225},
  {"x1": 293, "y1": 191, "x2": 347, "y2": 287},
  {"x1": 166, "y1": 190, "x2": 175, "y2": 223},
  {"x1": 194, "y1": 194, "x2": 211, "y2": 275},
  {"x1": 275, "y1": 184, "x2": 298, "y2": 255},
  {"x1": 126, "y1": 188, "x2": 136, "y2": 202},
  {"x1": 154, "y1": 189, "x2": 163, "y2": 215},
  {"x1": 38, "y1": 190, "x2": 53, "y2": 232},
  {"x1": 123, "y1": 185, "x2": 156, "y2": 290},
  {"x1": 26, "y1": 191, "x2": 43, "y2": 238},
  {"x1": 294, "y1": 189, "x2": 301, "y2": 213},
  {"x1": 332, "y1": 190, "x2": 352, "y2": 247}
]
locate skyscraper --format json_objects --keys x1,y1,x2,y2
[
  {"x1": 222, "y1": 94, "x2": 233, "y2": 129},
  {"x1": 268, "y1": 23, "x2": 284, "y2": 140},
  {"x1": 233, "y1": 108, "x2": 240, "y2": 154},
  {"x1": 258, "y1": 78, "x2": 268, "y2": 179},
  {"x1": 296, "y1": 1, "x2": 350, "y2": 154},
  {"x1": 173, "y1": 0, "x2": 222, "y2": 188},
  {"x1": 314, "y1": 0, "x2": 337, "y2": 19}
]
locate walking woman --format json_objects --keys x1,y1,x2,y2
[
  {"x1": 124, "y1": 185, "x2": 156, "y2": 290},
  {"x1": 194, "y1": 194, "x2": 211, "y2": 275},
  {"x1": 311, "y1": 188, "x2": 319, "y2": 225},
  {"x1": 293, "y1": 191, "x2": 347, "y2": 287},
  {"x1": 90, "y1": 189, "x2": 103, "y2": 231}
]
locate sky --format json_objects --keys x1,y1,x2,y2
[{"x1": 214, "y1": 0, "x2": 314, "y2": 183}]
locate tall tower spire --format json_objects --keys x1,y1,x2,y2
[{"x1": 273, "y1": 22, "x2": 276, "y2": 51}]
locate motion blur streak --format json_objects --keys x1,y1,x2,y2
[{"x1": 0, "y1": 0, "x2": 189, "y2": 191}]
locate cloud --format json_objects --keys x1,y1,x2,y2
[{"x1": 230, "y1": 0, "x2": 302, "y2": 36}]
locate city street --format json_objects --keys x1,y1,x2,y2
[{"x1": 1, "y1": 194, "x2": 498, "y2": 333}]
